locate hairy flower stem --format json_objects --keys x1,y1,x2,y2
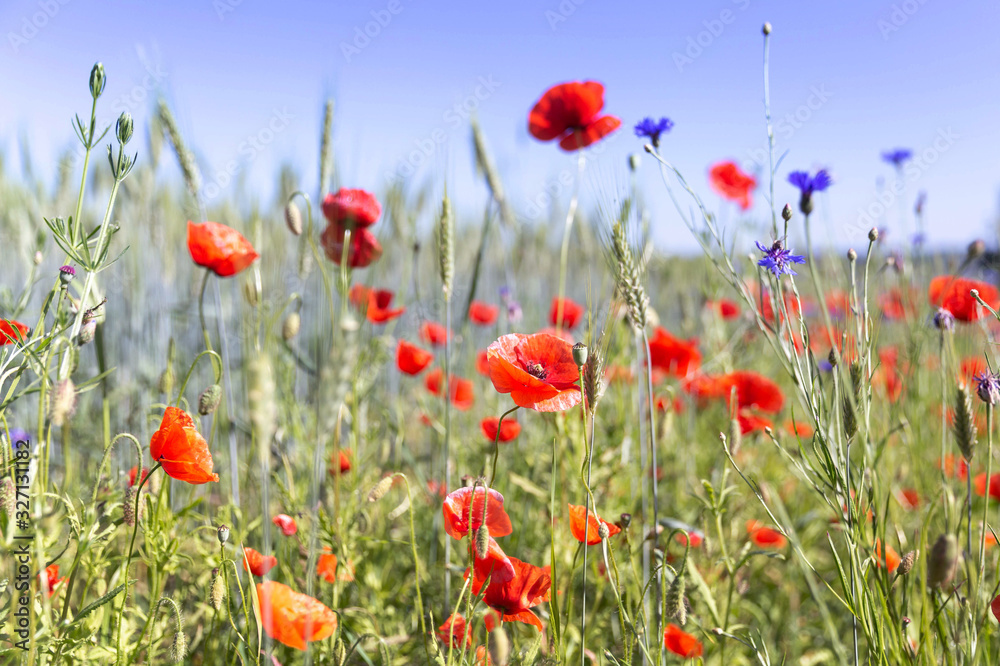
[
  {"x1": 554, "y1": 152, "x2": 586, "y2": 333},
  {"x1": 487, "y1": 406, "x2": 519, "y2": 487},
  {"x1": 640, "y1": 329, "x2": 662, "y2": 635},
  {"x1": 578, "y1": 365, "x2": 597, "y2": 666},
  {"x1": 977, "y1": 405, "x2": 994, "y2": 616},
  {"x1": 115, "y1": 462, "x2": 162, "y2": 666}
]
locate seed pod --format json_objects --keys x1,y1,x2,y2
[
  {"x1": 475, "y1": 524, "x2": 490, "y2": 559},
  {"x1": 953, "y1": 384, "x2": 977, "y2": 462},
  {"x1": 598, "y1": 522, "x2": 610, "y2": 540},
  {"x1": 367, "y1": 476, "x2": 394, "y2": 503},
  {"x1": 210, "y1": 568, "x2": 225, "y2": 611},
  {"x1": 927, "y1": 534, "x2": 958, "y2": 589},
  {"x1": 572, "y1": 342, "x2": 588, "y2": 367},
  {"x1": 619, "y1": 513, "x2": 632, "y2": 529},
  {"x1": 198, "y1": 384, "x2": 223, "y2": 416},
  {"x1": 282, "y1": 311, "x2": 301, "y2": 341},
  {"x1": 285, "y1": 200, "x2": 303, "y2": 236},
  {"x1": 217, "y1": 524, "x2": 230, "y2": 545}
]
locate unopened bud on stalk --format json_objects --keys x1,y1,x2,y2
[
  {"x1": 282, "y1": 311, "x2": 301, "y2": 341},
  {"x1": 926, "y1": 533, "x2": 958, "y2": 589},
  {"x1": 367, "y1": 476, "x2": 394, "y2": 502},
  {"x1": 169, "y1": 629, "x2": 187, "y2": 663},
  {"x1": 847, "y1": 248, "x2": 857, "y2": 262},
  {"x1": 781, "y1": 203, "x2": 792, "y2": 221},
  {"x1": 475, "y1": 524, "x2": 490, "y2": 559},
  {"x1": 598, "y1": 522, "x2": 610, "y2": 540},
  {"x1": 210, "y1": 568, "x2": 225, "y2": 610},
  {"x1": 123, "y1": 485, "x2": 136, "y2": 527},
  {"x1": 285, "y1": 200, "x2": 303, "y2": 236},
  {"x1": 968, "y1": 239, "x2": 986, "y2": 260},
  {"x1": 762, "y1": 21, "x2": 772, "y2": 35},
  {"x1": 242, "y1": 278, "x2": 260, "y2": 307},
  {"x1": 628, "y1": 154, "x2": 641, "y2": 172},
  {"x1": 934, "y1": 308, "x2": 955, "y2": 333},
  {"x1": 198, "y1": 384, "x2": 223, "y2": 416},
  {"x1": 217, "y1": 524, "x2": 230, "y2": 545},
  {"x1": 868, "y1": 227, "x2": 880, "y2": 242},
  {"x1": 158, "y1": 366, "x2": 175, "y2": 397},
  {"x1": 572, "y1": 342, "x2": 588, "y2": 367},
  {"x1": 116, "y1": 112, "x2": 134, "y2": 145},
  {"x1": 619, "y1": 513, "x2": 632, "y2": 529},
  {"x1": 490, "y1": 625, "x2": 510, "y2": 666},
  {"x1": 666, "y1": 568, "x2": 687, "y2": 625},
  {"x1": 897, "y1": 550, "x2": 917, "y2": 577},
  {"x1": 89, "y1": 62, "x2": 106, "y2": 99}
]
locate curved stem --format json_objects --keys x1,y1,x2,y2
[
  {"x1": 198, "y1": 269, "x2": 213, "y2": 352},
  {"x1": 487, "y1": 405, "x2": 519, "y2": 488}
]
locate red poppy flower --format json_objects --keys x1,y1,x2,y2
[
  {"x1": 709, "y1": 161, "x2": 756, "y2": 210},
  {"x1": 992, "y1": 594, "x2": 1000, "y2": 623},
  {"x1": 486, "y1": 333, "x2": 581, "y2": 412},
  {"x1": 929, "y1": 275, "x2": 1000, "y2": 322},
  {"x1": 321, "y1": 188, "x2": 382, "y2": 229},
  {"x1": 898, "y1": 488, "x2": 920, "y2": 510},
  {"x1": 39, "y1": 564, "x2": 63, "y2": 596},
  {"x1": 737, "y1": 410, "x2": 773, "y2": 435},
  {"x1": 480, "y1": 417, "x2": 521, "y2": 443},
  {"x1": 784, "y1": 420, "x2": 814, "y2": 438},
  {"x1": 442, "y1": 487, "x2": 512, "y2": 540},
  {"x1": 320, "y1": 224, "x2": 382, "y2": 268},
  {"x1": 316, "y1": 549, "x2": 342, "y2": 583},
  {"x1": 330, "y1": 449, "x2": 351, "y2": 475},
  {"x1": 256, "y1": 581, "x2": 337, "y2": 651},
  {"x1": 273, "y1": 514, "x2": 297, "y2": 536},
  {"x1": 975, "y1": 472, "x2": 1000, "y2": 501},
  {"x1": 760, "y1": 288, "x2": 801, "y2": 326},
  {"x1": 707, "y1": 298, "x2": 740, "y2": 320},
  {"x1": 878, "y1": 288, "x2": 911, "y2": 320},
  {"x1": 348, "y1": 285, "x2": 405, "y2": 323},
  {"x1": 568, "y1": 504, "x2": 621, "y2": 545},
  {"x1": 186, "y1": 221, "x2": 259, "y2": 277},
  {"x1": 396, "y1": 340, "x2": 433, "y2": 375},
  {"x1": 528, "y1": 81, "x2": 620, "y2": 152},
  {"x1": 425, "y1": 368, "x2": 475, "y2": 410},
  {"x1": 747, "y1": 520, "x2": 787, "y2": 548},
  {"x1": 470, "y1": 556, "x2": 551, "y2": 629},
  {"x1": 149, "y1": 406, "x2": 219, "y2": 484},
  {"x1": 475, "y1": 350, "x2": 490, "y2": 376},
  {"x1": 469, "y1": 301, "x2": 499, "y2": 326},
  {"x1": 475, "y1": 645, "x2": 492, "y2": 666},
  {"x1": 664, "y1": 623, "x2": 703, "y2": 659},
  {"x1": 717, "y1": 371, "x2": 784, "y2": 413},
  {"x1": 825, "y1": 289, "x2": 851, "y2": 318},
  {"x1": 549, "y1": 297, "x2": 584, "y2": 329},
  {"x1": 939, "y1": 453, "x2": 969, "y2": 480},
  {"x1": 472, "y1": 536, "x2": 516, "y2": 584},
  {"x1": 676, "y1": 532, "x2": 704, "y2": 548},
  {"x1": 961, "y1": 356, "x2": 987, "y2": 383},
  {"x1": 420, "y1": 321, "x2": 451, "y2": 346},
  {"x1": 0, "y1": 320, "x2": 29, "y2": 345},
  {"x1": 437, "y1": 613, "x2": 472, "y2": 649},
  {"x1": 243, "y1": 547, "x2": 277, "y2": 576},
  {"x1": 648, "y1": 328, "x2": 701, "y2": 378},
  {"x1": 128, "y1": 466, "x2": 149, "y2": 487},
  {"x1": 873, "y1": 539, "x2": 901, "y2": 573}
]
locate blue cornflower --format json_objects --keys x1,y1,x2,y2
[
  {"x1": 634, "y1": 117, "x2": 673, "y2": 148},
  {"x1": 756, "y1": 241, "x2": 806, "y2": 277},
  {"x1": 881, "y1": 148, "x2": 912, "y2": 168},
  {"x1": 788, "y1": 169, "x2": 832, "y2": 215},
  {"x1": 974, "y1": 370, "x2": 1000, "y2": 405}
]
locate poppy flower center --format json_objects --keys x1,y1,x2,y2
[{"x1": 525, "y1": 362, "x2": 547, "y2": 380}]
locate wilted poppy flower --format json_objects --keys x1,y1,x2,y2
[
  {"x1": 149, "y1": 406, "x2": 219, "y2": 484},
  {"x1": 648, "y1": 328, "x2": 701, "y2": 378},
  {"x1": 470, "y1": 556, "x2": 551, "y2": 629},
  {"x1": 481, "y1": 417, "x2": 521, "y2": 443},
  {"x1": 425, "y1": 368, "x2": 475, "y2": 410},
  {"x1": 707, "y1": 299, "x2": 740, "y2": 320},
  {"x1": 187, "y1": 221, "x2": 259, "y2": 277},
  {"x1": 331, "y1": 449, "x2": 351, "y2": 475},
  {"x1": 349, "y1": 285, "x2": 405, "y2": 323},
  {"x1": 873, "y1": 539, "x2": 901, "y2": 573},
  {"x1": 709, "y1": 161, "x2": 756, "y2": 210},
  {"x1": 469, "y1": 301, "x2": 499, "y2": 326},
  {"x1": 0, "y1": 320, "x2": 30, "y2": 345},
  {"x1": 396, "y1": 340, "x2": 433, "y2": 375},
  {"x1": 320, "y1": 224, "x2": 382, "y2": 269},
  {"x1": 39, "y1": 564, "x2": 63, "y2": 596},
  {"x1": 443, "y1": 487, "x2": 512, "y2": 539},
  {"x1": 128, "y1": 466, "x2": 149, "y2": 487},
  {"x1": 737, "y1": 410, "x2": 773, "y2": 435},
  {"x1": 549, "y1": 297, "x2": 584, "y2": 329},
  {"x1": 256, "y1": 581, "x2": 337, "y2": 651},
  {"x1": 718, "y1": 371, "x2": 784, "y2": 413},
  {"x1": 747, "y1": 520, "x2": 787, "y2": 548},
  {"x1": 568, "y1": 504, "x2": 621, "y2": 545},
  {"x1": 273, "y1": 514, "x2": 297, "y2": 536},
  {"x1": 664, "y1": 623, "x2": 703, "y2": 659},
  {"x1": 486, "y1": 333, "x2": 581, "y2": 412},
  {"x1": 975, "y1": 473, "x2": 1000, "y2": 501},
  {"x1": 321, "y1": 188, "x2": 382, "y2": 229},
  {"x1": 472, "y1": 536, "x2": 516, "y2": 584},
  {"x1": 243, "y1": 547, "x2": 277, "y2": 576},
  {"x1": 528, "y1": 81, "x2": 621, "y2": 152},
  {"x1": 929, "y1": 276, "x2": 999, "y2": 322},
  {"x1": 437, "y1": 613, "x2": 472, "y2": 649},
  {"x1": 420, "y1": 321, "x2": 451, "y2": 346}
]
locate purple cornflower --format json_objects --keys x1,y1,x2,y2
[
  {"x1": 933, "y1": 308, "x2": 955, "y2": 332},
  {"x1": 633, "y1": 117, "x2": 673, "y2": 148},
  {"x1": 881, "y1": 148, "x2": 912, "y2": 168},
  {"x1": 788, "y1": 169, "x2": 832, "y2": 215},
  {"x1": 974, "y1": 370, "x2": 1000, "y2": 405},
  {"x1": 756, "y1": 240, "x2": 805, "y2": 277},
  {"x1": 4, "y1": 428, "x2": 30, "y2": 446}
]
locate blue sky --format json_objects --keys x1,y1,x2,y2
[{"x1": 3, "y1": 0, "x2": 999, "y2": 252}]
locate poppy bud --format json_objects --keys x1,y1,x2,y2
[
  {"x1": 217, "y1": 524, "x2": 230, "y2": 545},
  {"x1": 847, "y1": 248, "x2": 857, "y2": 262},
  {"x1": 335, "y1": 637, "x2": 348, "y2": 665},
  {"x1": 897, "y1": 550, "x2": 917, "y2": 577},
  {"x1": 210, "y1": 568, "x2": 225, "y2": 610},
  {"x1": 475, "y1": 524, "x2": 490, "y2": 559},
  {"x1": 628, "y1": 154, "x2": 641, "y2": 172},
  {"x1": 387, "y1": 495, "x2": 410, "y2": 520},
  {"x1": 89, "y1": 62, "x2": 106, "y2": 99},
  {"x1": 198, "y1": 384, "x2": 223, "y2": 415},
  {"x1": 169, "y1": 629, "x2": 187, "y2": 664},
  {"x1": 159, "y1": 366, "x2": 175, "y2": 397},
  {"x1": 116, "y1": 112, "x2": 134, "y2": 145},
  {"x1": 285, "y1": 201, "x2": 303, "y2": 236},
  {"x1": 572, "y1": 342, "x2": 588, "y2": 367},
  {"x1": 598, "y1": 522, "x2": 610, "y2": 540},
  {"x1": 868, "y1": 227, "x2": 879, "y2": 242},
  {"x1": 781, "y1": 203, "x2": 792, "y2": 221},
  {"x1": 968, "y1": 239, "x2": 986, "y2": 260},
  {"x1": 49, "y1": 378, "x2": 76, "y2": 427},
  {"x1": 367, "y1": 476, "x2": 394, "y2": 503},
  {"x1": 242, "y1": 278, "x2": 260, "y2": 307},
  {"x1": 926, "y1": 533, "x2": 957, "y2": 589},
  {"x1": 490, "y1": 625, "x2": 510, "y2": 666},
  {"x1": 1, "y1": 476, "x2": 15, "y2": 517},
  {"x1": 762, "y1": 21, "x2": 772, "y2": 35},
  {"x1": 59, "y1": 265, "x2": 76, "y2": 286},
  {"x1": 934, "y1": 308, "x2": 955, "y2": 333},
  {"x1": 282, "y1": 312, "x2": 301, "y2": 341},
  {"x1": 666, "y1": 569, "x2": 687, "y2": 625},
  {"x1": 123, "y1": 485, "x2": 136, "y2": 527}
]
